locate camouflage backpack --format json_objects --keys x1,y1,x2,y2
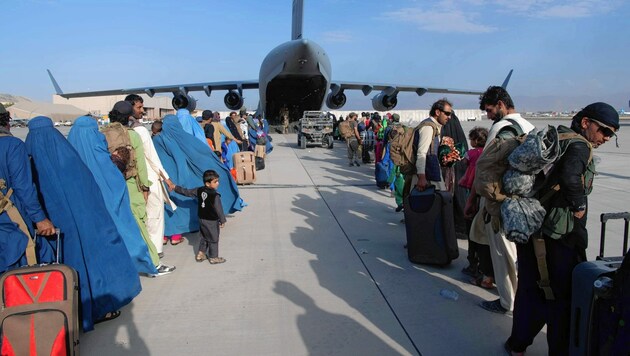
[{"x1": 101, "y1": 122, "x2": 139, "y2": 181}]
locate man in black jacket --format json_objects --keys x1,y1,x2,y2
[{"x1": 505, "y1": 102, "x2": 619, "y2": 355}]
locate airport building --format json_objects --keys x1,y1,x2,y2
[{"x1": 52, "y1": 94, "x2": 175, "y2": 121}]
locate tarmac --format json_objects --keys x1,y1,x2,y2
[{"x1": 9, "y1": 118, "x2": 630, "y2": 355}]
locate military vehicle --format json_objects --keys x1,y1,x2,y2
[{"x1": 297, "y1": 111, "x2": 334, "y2": 149}]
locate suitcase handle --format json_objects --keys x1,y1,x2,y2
[
  {"x1": 35, "y1": 228, "x2": 62, "y2": 264},
  {"x1": 599, "y1": 212, "x2": 630, "y2": 259}
]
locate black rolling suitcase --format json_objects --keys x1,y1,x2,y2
[
  {"x1": 569, "y1": 212, "x2": 630, "y2": 356},
  {"x1": 404, "y1": 187, "x2": 459, "y2": 265},
  {"x1": 0, "y1": 229, "x2": 80, "y2": 356}
]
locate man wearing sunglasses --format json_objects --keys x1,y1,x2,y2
[
  {"x1": 506, "y1": 102, "x2": 620, "y2": 355},
  {"x1": 409, "y1": 98, "x2": 453, "y2": 193}
]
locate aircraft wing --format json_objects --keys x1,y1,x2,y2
[
  {"x1": 48, "y1": 70, "x2": 259, "y2": 98},
  {"x1": 329, "y1": 70, "x2": 512, "y2": 97},
  {"x1": 328, "y1": 81, "x2": 484, "y2": 97}
]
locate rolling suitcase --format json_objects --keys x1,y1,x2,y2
[
  {"x1": 233, "y1": 152, "x2": 256, "y2": 184},
  {"x1": 0, "y1": 229, "x2": 79, "y2": 356},
  {"x1": 404, "y1": 187, "x2": 459, "y2": 265},
  {"x1": 569, "y1": 212, "x2": 630, "y2": 356}
]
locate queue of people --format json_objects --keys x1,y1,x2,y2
[
  {"x1": 348, "y1": 88, "x2": 619, "y2": 355},
  {"x1": 0, "y1": 98, "x2": 269, "y2": 332}
]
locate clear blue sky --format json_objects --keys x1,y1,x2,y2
[{"x1": 1, "y1": 0, "x2": 628, "y2": 112}]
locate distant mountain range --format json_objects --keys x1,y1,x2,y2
[{"x1": 0, "y1": 93, "x2": 32, "y2": 104}]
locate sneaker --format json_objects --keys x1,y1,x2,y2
[
  {"x1": 158, "y1": 252, "x2": 164, "y2": 259},
  {"x1": 353, "y1": 160, "x2": 361, "y2": 166},
  {"x1": 208, "y1": 257, "x2": 226, "y2": 264},
  {"x1": 395, "y1": 205, "x2": 404, "y2": 212},
  {"x1": 480, "y1": 299, "x2": 511, "y2": 315},
  {"x1": 156, "y1": 263, "x2": 176, "y2": 276}
]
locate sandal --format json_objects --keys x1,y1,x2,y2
[
  {"x1": 96, "y1": 310, "x2": 121, "y2": 324},
  {"x1": 195, "y1": 252, "x2": 207, "y2": 262},
  {"x1": 171, "y1": 238, "x2": 184, "y2": 246},
  {"x1": 209, "y1": 257, "x2": 226, "y2": 264},
  {"x1": 471, "y1": 275, "x2": 495, "y2": 289}
]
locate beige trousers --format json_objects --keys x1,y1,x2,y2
[
  {"x1": 146, "y1": 181, "x2": 166, "y2": 254},
  {"x1": 486, "y1": 216, "x2": 518, "y2": 311}
]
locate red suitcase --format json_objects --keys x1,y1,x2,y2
[{"x1": 0, "y1": 229, "x2": 79, "y2": 356}]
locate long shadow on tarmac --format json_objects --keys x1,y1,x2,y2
[
  {"x1": 287, "y1": 140, "x2": 540, "y2": 355},
  {"x1": 81, "y1": 296, "x2": 150, "y2": 355},
  {"x1": 274, "y1": 281, "x2": 402, "y2": 354}
]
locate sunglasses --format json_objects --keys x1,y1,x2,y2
[
  {"x1": 441, "y1": 111, "x2": 452, "y2": 117},
  {"x1": 589, "y1": 119, "x2": 616, "y2": 138}
]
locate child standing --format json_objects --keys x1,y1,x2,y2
[
  {"x1": 458, "y1": 127, "x2": 487, "y2": 192},
  {"x1": 458, "y1": 127, "x2": 494, "y2": 288},
  {"x1": 174, "y1": 170, "x2": 227, "y2": 264}
]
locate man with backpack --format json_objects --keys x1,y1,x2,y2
[
  {"x1": 466, "y1": 86, "x2": 535, "y2": 315},
  {"x1": 104, "y1": 101, "x2": 175, "y2": 276},
  {"x1": 345, "y1": 112, "x2": 362, "y2": 166},
  {"x1": 505, "y1": 103, "x2": 619, "y2": 355},
  {"x1": 407, "y1": 99, "x2": 453, "y2": 194}
]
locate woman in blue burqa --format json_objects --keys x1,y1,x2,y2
[
  {"x1": 67, "y1": 116, "x2": 157, "y2": 275},
  {"x1": 152, "y1": 115, "x2": 245, "y2": 235},
  {"x1": 177, "y1": 108, "x2": 206, "y2": 144},
  {"x1": 25, "y1": 116, "x2": 141, "y2": 332}
]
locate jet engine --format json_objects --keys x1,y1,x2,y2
[
  {"x1": 325, "y1": 91, "x2": 346, "y2": 110},
  {"x1": 172, "y1": 94, "x2": 197, "y2": 111},
  {"x1": 371, "y1": 92, "x2": 398, "y2": 111},
  {"x1": 224, "y1": 90, "x2": 244, "y2": 110}
]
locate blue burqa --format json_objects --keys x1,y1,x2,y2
[
  {"x1": 177, "y1": 108, "x2": 206, "y2": 144},
  {"x1": 0, "y1": 132, "x2": 53, "y2": 272},
  {"x1": 152, "y1": 115, "x2": 245, "y2": 236},
  {"x1": 247, "y1": 117, "x2": 273, "y2": 154},
  {"x1": 25, "y1": 117, "x2": 141, "y2": 332},
  {"x1": 67, "y1": 116, "x2": 157, "y2": 275}
]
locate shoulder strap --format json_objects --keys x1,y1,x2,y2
[
  {"x1": 533, "y1": 236, "x2": 555, "y2": 300},
  {"x1": 418, "y1": 120, "x2": 440, "y2": 153},
  {"x1": 558, "y1": 132, "x2": 593, "y2": 164},
  {"x1": 497, "y1": 118, "x2": 524, "y2": 136},
  {"x1": 0, "y1": 186, "x2": 37, "y2": 265}
]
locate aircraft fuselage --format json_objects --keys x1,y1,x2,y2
[{"x1": 259, "y1": 39, "x2": 331, "y2": 124}]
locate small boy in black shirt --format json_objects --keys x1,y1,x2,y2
[{"x1": 174, "y1": 170, "x2": 227, "y2": 264}]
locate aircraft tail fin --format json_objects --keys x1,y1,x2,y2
[
  {"x1": 47, "y1": 69, "x2": 64, "y2": 95},
  {"x1": 291, "y1": 0, "x2": 304, "y2": 40},
  {"x1": 501, "y1": 69, "x2": 513, "y2": 89}
]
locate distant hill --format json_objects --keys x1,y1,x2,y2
[{"x1": 0, "y1": 93, "x2": 32, "y2": 104}]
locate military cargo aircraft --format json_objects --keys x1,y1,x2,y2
[{"x1": 48, "y1": 0, "x2": 510, "y2": 125}]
